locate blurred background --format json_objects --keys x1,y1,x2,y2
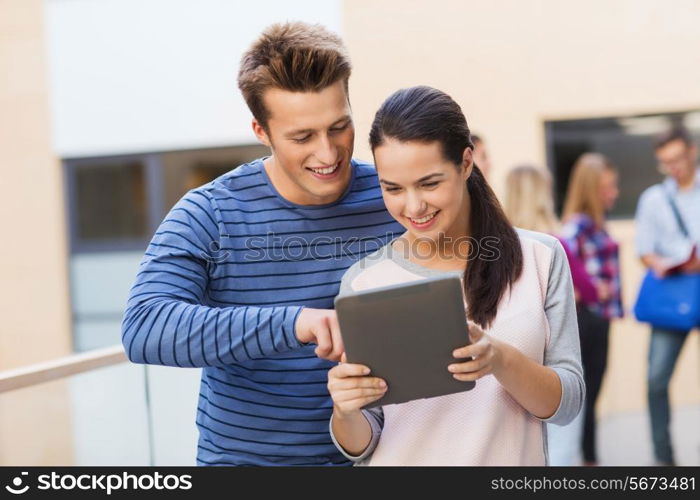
[{"x1": 1, "y1": 0, "x2": 698, "y2": 465}]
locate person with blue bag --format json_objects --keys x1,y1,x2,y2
[{"x1": 634, "y1": 126, "x2": 700, "y2": 466}]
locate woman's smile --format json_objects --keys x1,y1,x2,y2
[{"x1": 407, "y1": 210, "x2": 441, "y2": 230}]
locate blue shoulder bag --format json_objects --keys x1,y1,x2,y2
[{"x1": 633, "y1": 189, "x2": 700, "y2": 331}]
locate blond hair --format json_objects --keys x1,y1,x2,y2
[
  {"x1": 562, "y1": 152, "x2": 615, "y2": 228},
  {"x1": 238, "y1": 22, "x2": 351, "y2": 128},
  {"x1": 504, "y1": 165, "x2": 560, "y2": 234}
]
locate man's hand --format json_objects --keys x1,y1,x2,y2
[
  {"x1": 642, "y1": 254, "x2": 673, "y2": 278},
  {"x1": 295, "y1": 308, "x2": 344, "y2": 361}
]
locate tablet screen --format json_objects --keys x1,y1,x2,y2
[{"x1": 335, "y1": 275, "x2": 474, "y2": 408}]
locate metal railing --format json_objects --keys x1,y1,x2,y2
[{"x1": 0, "y1": 345, "x2": 127, "y2": 394}]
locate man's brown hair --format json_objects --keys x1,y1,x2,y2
[
  {"x1": 238, "y1": 22, "x2": 351, "y2": 128},
  {"x1": 654, "y1": 125, "x2": 694, "y2": 150}
]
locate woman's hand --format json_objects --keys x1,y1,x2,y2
[
  {"x1": 448, "y1": 321, "x2": 506, "y2": 382},
  {"x1": 328, "y1": 353, "x2": 387, "y2": 417},
  {"x1": 448, "y1": 322, "x2": 563, "y2": 419}
]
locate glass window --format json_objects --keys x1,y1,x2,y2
[
  {"x1": 65, "y1": 145, "x2": 268, "y2": 252},
  {"x1": 74, "y1": 160, "x2": 148, "y2": 241}
]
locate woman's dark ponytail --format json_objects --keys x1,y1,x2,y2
[
  {"x1": 370, "y1": 86, "x2": 522, "y2": 328},
  {"x1": 464, "y1": 164, "x2": 522, "y2": 327}
]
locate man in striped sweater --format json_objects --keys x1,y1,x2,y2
[{"x1": 121, "y1": 22, "x2": 402, "y2": 465}]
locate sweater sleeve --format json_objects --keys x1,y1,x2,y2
[
  {"x1": 121, "y1": 188, "x2": 304, "y2": 367},
  {"x1": 329, "y1": 408, "x2": 385, "y2": 463},
  {"x1": 538, "y1": 239, "x2": 586, "y2": 426}
]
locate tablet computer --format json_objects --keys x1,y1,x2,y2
[{"x1": 334, "y1": 275, "x2": 474, "y2": 409}]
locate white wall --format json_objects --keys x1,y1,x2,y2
[{"x1": 44, "y1": 0, "x2": 342, "y2": 157}]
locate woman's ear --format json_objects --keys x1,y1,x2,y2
[{"x1": 462, "y1": 147, "x2": 474, "y2": 181}]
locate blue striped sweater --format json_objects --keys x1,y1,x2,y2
[{"x1": 121, "y1": 158, "x2": 403, "y2": 465}]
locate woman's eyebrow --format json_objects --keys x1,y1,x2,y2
[
  {"x1": 379, "y1": 173, "x2": 444, "y2": 186},
  {"x1": 415, "y1": 173, "x2": 445, "y2": 182}
]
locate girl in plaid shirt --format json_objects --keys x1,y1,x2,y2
[{"x1": 561, "y1": 152, "x2": 623, "y2": 466}]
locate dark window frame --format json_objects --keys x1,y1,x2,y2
[
  {"x1": 64, "y1": 153, "x2": 164, "y2": 253},
  {"x1": 62, "y1": 143, "x2": 269, "y2": 255}
]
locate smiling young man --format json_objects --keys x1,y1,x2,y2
[{"x1": 121, "y1": 22, "x2": 402, "y2": 466}]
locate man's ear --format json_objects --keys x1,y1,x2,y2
[
  {"x1": 252, "y1": 119, "x2": 271, "y2": 147},
  {"x1": 462, "y1": 147, "x2": 474, "y2": 181}
]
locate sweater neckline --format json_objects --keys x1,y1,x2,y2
[{"x1": 256, "y1": 157, "x2": 358, "y2": 210}]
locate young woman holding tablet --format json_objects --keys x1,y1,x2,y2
[{"x1": 327, "y1": 86, "x2": 584, "y2": 465}]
